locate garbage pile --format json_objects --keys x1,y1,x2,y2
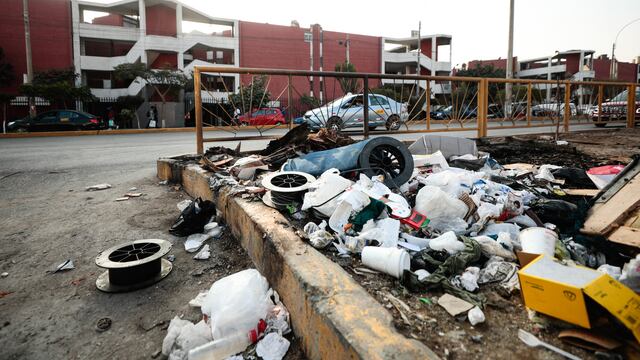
[
  {"x1": 200, "y1": 130, "x2": 640, "y2": 356},
  {"x1": 163, "y1": 269, "x2": 292, "y2": 360}
]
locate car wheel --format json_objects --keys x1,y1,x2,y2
[
  {"x1": 385, "y1": 115, "x2": 401, "y2": 131},
  {"x1": 368, "y1": 125, "x2": 377, "y2": 131},
  {"x1": 326, "y1": 117, "x2": 343, "y2": 131},
  {"x1": 15, "y1": 127, "x2": 28, "y2": 133},
  {"x1": 594, "y1": 123, "x2": 606, "y2": 128}
]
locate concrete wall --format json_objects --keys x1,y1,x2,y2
[
  {"x1": 0, "y1": 0, "x2": 73, "y2": 94},
  {"x1": 593, "y1": 58, "x2": 639, "y2": 82},
  {"x1": 146, "y1": 4, "x2": 176, "y2": 37},
  {"x1": 238, "y1": 21, "x2": 382, "y2": 101}
]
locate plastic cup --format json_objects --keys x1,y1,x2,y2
[
  {"x1": 361, "y1": 247, "x2": 410, "y2": 279},
  {"x1": 519, "y1": 227, "x2": 558, "y2": 257}
]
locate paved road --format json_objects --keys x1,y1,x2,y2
[{"x1": 0, "y1": 121, "x2": 611, "y2": 174}]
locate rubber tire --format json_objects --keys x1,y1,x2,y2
[
  {"x1": 385, "y1": 114, "x2": 402, "y2": 131},
  {"x1": 594, "y1": 123, "x2": 606, "y2": 128},
  {"x1": 368, "y1": 126, "x2": 377, "y2": 131},
  {"x1": 358, "y1": 136, "x2": 414, "y2": 188},
  {"x1": 326, "y1": 116, "x2": 342, "y2": 131},
  {"x1": 15, "y1": 127, "x2": 28, "y2": 133}
]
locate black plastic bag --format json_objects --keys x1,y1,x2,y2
[
  {"x1": 551, "y1": 167, "x2": 595, "y2": 189},
  {"x1": 169, "y1": 198, "x2": 216, "y2": 237}
]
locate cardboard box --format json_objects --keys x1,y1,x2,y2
[{"x1": 518, "y1": 255, "x2": 640, "y2": 342}]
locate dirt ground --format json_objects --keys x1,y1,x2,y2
[{"x1": 0, "y1": 174, "x2": 304, "y2": 359}]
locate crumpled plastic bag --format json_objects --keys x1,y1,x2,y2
[
  {"x1": 162, "y1": 317, "x2": 212, "y2": 359},
  {"x1": 620, "y1": 254, "x2": 640, "y2": 293},
  {"x1": 256, "y1": 332, "x2": 290, "y2": 360},
  {"x1": 303, "y1": 220, "x2": 334, "y2": 249},
  {"x1": 472, "y1": 235, "x2": 516, "y2": 260},
  {"x1": 201, "y1": 269, "x2": 272, "y2": 340},
  {"x1": 185, "y1": 233, "x2": 212, "y2": 253},
  {"x1": 452, "y1": 266, "x2": 480, "y2": 292},
  {"x1": 478, "y1": 257, "x2": 520, "y2": 294},
  {"x1": 301, "y1": 169, "x2": 353, "y2": 217},
  {"x1": 415, "y1": 186, "x2": 469, "y2": 233},
  {"x1": 429, "y1": 231, "x2": 465, "y2": 254}
]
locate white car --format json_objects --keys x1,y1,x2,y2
[{"x1": 303, "y1": 93, "x2": 409, "y2": 131}]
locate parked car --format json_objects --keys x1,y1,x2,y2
[
  {"x1": 531, "y1": 103, "x2": 577, "y2": 117},
  {"x1": 303, "y1": 93, "x2": 408, "y2": 131},
  {"x1": 431, "y1": 105, "x2": 477, "y2": 120},
  {"x1": 590, "y1": 88, "x2": 640, "y2": 127},
  {"x1": 7, "y1": 110, "x2": 103, "y2": 132},
  {"x1": 238, "y1": 108, "x2": 286, "y2": 126}
]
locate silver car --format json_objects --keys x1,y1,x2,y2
[{"x1": 303, "y1": 93, "x2": 408, "y2": 131}]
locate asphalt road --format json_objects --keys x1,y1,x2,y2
[{"x1": 0, "y1": 121, "x2": 609, "y2": 174}]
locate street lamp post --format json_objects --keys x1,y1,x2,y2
[{"x1": 610, "y1": 17, "x2": 640, "y2": 79}]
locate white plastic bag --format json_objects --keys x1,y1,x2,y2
[
  {"x1": 201, "y1": 269, "x2": 272, "y2": 340},
  {"x1": 414, "y1": 186, "x2": 468, "y2": 233},
  {"x1": 468, "y1": 306, "x2": 485, "y2": 325},
  {"x1": 301, "y1": 169, "x2": 353, "y2": 217},
  {"x1": 453, "y1": 266, "x2": 480, "y2": 292},
  {"x1": 256, "y1": 332, "x2": 290, "y2": 360},
  {"x1": 429, "y1": 231, "x2": 465, "y2": 254},
  {"x1": 620, "y1": 255, "x2": 640, "y2": 293},
  {"x1": 185, "y1": 233, "x2": 212, "y2": 253},
  {"x1": 162, "y1": 317, "x2": 212, "y2": 359}
]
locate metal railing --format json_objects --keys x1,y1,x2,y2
[{"x1": 193, "y1": 66, "x2": 637, "y2": 154}]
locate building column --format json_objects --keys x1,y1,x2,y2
[
  {"x1": 546, "y1": 57, "x2": 552, "y2": 102},
  {"x1": 71, "y1": 0, "x2": 81, "y2": 87},
  {"x1": 432, "y1": 36, "x2": 436, "y2": 61},
  {"x1": 138, "y1": 0, "x2": 147, "y2": 63}
]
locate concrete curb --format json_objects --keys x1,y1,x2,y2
[{"x1": 157, "y1": 158, "x2": 439, "y2": 360}]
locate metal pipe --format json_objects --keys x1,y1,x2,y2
[{"x1": 194, "y1": 68, "x2": 203, "y2": 154}]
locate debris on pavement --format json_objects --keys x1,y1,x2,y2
[
  {"x1": 86, "y1": 183, "x2": 112, "y2": 191},
  {"x1": 96, "y1": 317, "x2": 112, "y2": 332},
  {"x1": 169, "y1": 198, "x2": 216, "y2": 237},
  {"x1": 163, "y1": 269, "x2": 292, "y2": 360},
  {"x1": 51, "y1": 259, "x2": 75, "y2": 273}
]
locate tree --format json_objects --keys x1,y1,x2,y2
[
  {"x1": 228, "y1": 75, "x2": 271, "y2": 113},
  {"x1": 116, "y1": 95, "x2": 144, "y2": 129},
  {"x1": 0, "y1": 47, "x2": 15, "y2": 133},
  {"x1": 114, "y1": 62, "x2": 188, "y2": 127},
  {"x1": 19, "y1": 68, "x2": 95, "y2": 109},
  {"x1": 335, "y1": 61, "x2": 361, "y2": 94},
  {"x1": 299, "y1": 93, "x2": 320, "y2": 108}
]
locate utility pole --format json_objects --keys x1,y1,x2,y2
[
  {"x1": 416, "y1": 21, "x2": 421, "y2": 97},
  {"x1": 345, "y1": 34, "x2": 350, "y2": 64},
  {"x1": 305, "y1": 27, "x2": 314, "y2": 98},
  {"x1": 23, "y1": 0, "x2": 35, "y2": 117},
  {"x1": 610, "y1": 18, "x2": 640, "y2": 79},
  {"x1": 505, "y1": 0, "x2": 515, "y2": 117},
  {"x1": 319, "y1": 26, "x2": 324, "y2": 103}
]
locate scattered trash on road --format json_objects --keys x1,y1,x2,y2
[{"x1": 86, "y1": 183, "x2": 111, "y2": 191}]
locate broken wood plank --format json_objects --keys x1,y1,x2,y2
[
  {"x1": 564, "y1": 189, "x2": 600, "y2": 197},
  {"x1": 608, "y1": 227, "x2": 640, "y2": 248},
  {"x1": 582, "y1": 175, "x2": 640, "y2": 236}
]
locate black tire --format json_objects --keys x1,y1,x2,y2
[
  {"x1": 385, "y1": 114, "x2": 401, "y2": 130},
  {"x1": 594, "y1": 123, "x2": 606, "y2": 128},
  {"x1": 358, "y1": 136, "x2": 414, "y2": 188},
  {"x1": 368, "y1": 125, "x2": 377, "y2": 131},
  {"x1": 15, "y1": 127, "x2": 28, "y2": 133},
  {"x1": 326, "y1": 116, "x2": 342, "y2": 131}
]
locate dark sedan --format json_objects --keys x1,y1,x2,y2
[{"x1": 7, "y1": 110, "x2": 104, "y2": 132}]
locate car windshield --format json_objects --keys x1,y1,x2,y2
[{"x1": 610, "y1": 89, "x2": 640, "y2": 102}]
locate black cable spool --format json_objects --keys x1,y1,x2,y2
[
  {"x1": 262, "y1": 171, "x2": 316, "y2": 211},
  {"x1": 95, "y1": 239, "x2": 172, "y2": 293}
]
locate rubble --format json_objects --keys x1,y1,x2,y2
[{"x1": 195, "y1": 129, "x2": 640, "y2": 358}]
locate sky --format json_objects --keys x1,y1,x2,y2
[{"x1": 94, "y1": 0, "x2": 640, "y2": 66}]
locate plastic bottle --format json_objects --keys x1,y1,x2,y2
[{"x1": 188, "y1": 320, "x2": 266, "y2": 360}]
